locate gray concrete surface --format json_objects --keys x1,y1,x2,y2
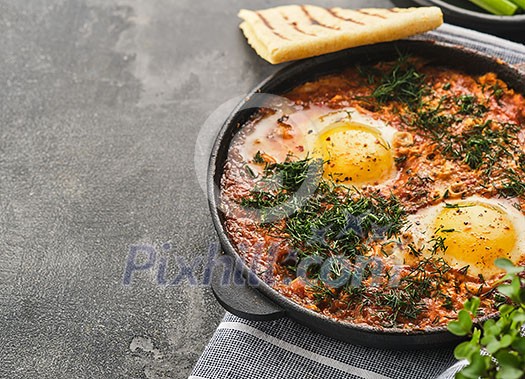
[{"x1": 0, "y1": 0, "x2": 522, "y2": 378}]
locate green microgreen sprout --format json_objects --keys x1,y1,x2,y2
[{"x1": 448, "y1": 258, "x2": 525, "y2": 379}]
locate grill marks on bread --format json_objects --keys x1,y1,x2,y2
[
  {"x1": 250, "y1": 6, "x2": 411, "y2": 40},
  {"x1": 325, "y1": 8, "x2": 365, "y2": 25},
  {"x1": 238, "y1": 5, "x2": 443, "y2": 64},
  {"x1": 255, "y1": 11, "x2": 290, "y2": 40},
  {"x1": 300, "y1": 5, "x2": 341, "y2": 30}
]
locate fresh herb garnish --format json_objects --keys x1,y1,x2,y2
[
  {"x1": 497, "y1": 169, "x2": 525, "y2": 198},
  {"x1": 253, "y1": 150, "x2": 265, "y2": 164},
  {"x1": 411, "y1": 95, "x2": 456, "y2": 137},
  {"x1": 448, "y1": 259, "x2": 525, "y2": 379},
  {"x1": 358, "y1": 53, "x2": 427, "y2": 109},
  {"x1": 358, "y1": 53, "x2": 524, "y2": 200},
  {"x1": 490, "y1": 82, "x2": 504, "y2": 102},
  {"x1": 413, "y1": 107, "x2": 519, "y2": 174},
  {"x1": 281, "y1": 183, "x2": 407, "y2": 261},
  {"x1": 455, "y1": 94, "x2": 488, "y2": 117},
  {"x1": 376, "y1": 256, "x2": 452, "y2": 327},
  {"x1": 239, "y1": 155, "x2": 322, "y2": 221}
]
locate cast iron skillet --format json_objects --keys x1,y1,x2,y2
[{"x1": 208, "y1": 40, "x2": 525, "y2": 349}]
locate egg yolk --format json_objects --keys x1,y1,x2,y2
[
  {"x1": 433, "y1": 202, "x2": 517, "y2": 276},
  {"x1": 315, "y1": 121, "x2": 394, "y2": 185}
]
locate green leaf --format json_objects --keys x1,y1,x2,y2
[
  {"x1": 498, "y1": 277, "x2": 522, "y2": 303},
  {"x1": 453, "y1": 261, "x2": 525, "y2": 379},
  {"x1": 511, "y1": 337, "x2": 525, "y2": 354},
  {"x1": 460, "y1": 353, "x2": 489, "y2": 379},
  {"x1": 495, "y1": 258, "x2": 525, "y2": 274},
  {"x1": 471, "y1": 328, "x2": 482, "y2": 344},
  {"x1": 454, "y1": 340, "x2": 478, "y2": 360},
  {"x1": 486, "y1": 334, "x2": 514, "y2": 354},
  {"x1": 464, "y1": 296, "x2": 481, "y2": 315},
  {"x1": 481, "y1": 319, "x2": 499, "y2": 339},
  {"x1": 459, "y1": 309, "x2": 473, "y2": 330},
  {"x1": 449, "y1": 310, "x2": 473, "y2": 336},
  {"x1": 499, "y1": 334, "x2": 514, "y2": 349},
  {"x1": 495, "y1": 350, "x2": 521, "y2": 369},
  {"x1": 496, "y1": 366, "x2": 523, "y2": 379},
  {"x1": 449, "y1": 321, "x2": 468, "y2": 336},
  {"x1": 486, "y1": 339, "x2": 502, "y2": 354},
  {"x1": 511, "y1": 312, "x2": 525, "y2": 324},
  {"x1": 499, "y1": 304, "x2": 515, "y2": 317}
]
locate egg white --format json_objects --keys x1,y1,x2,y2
[{"x1": 237, "y1": 106, "x2": 399, "y2": 186}]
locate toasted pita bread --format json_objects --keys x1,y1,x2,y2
[{"x1": 238, "y1": 5, "x2": 443, "y2": 64}]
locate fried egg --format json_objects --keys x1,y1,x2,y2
[
  {"x1": 314, "y1": 120, "x2": 395, "y2": 185},
  {"x1": 406, "y1": 196, "x2": 525, "y2": 278},
  {"x1": 239, "y1": 106, "x2": 398, "y2": 187}
]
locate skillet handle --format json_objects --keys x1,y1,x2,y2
[{"x1": 211, "y1": 256, "x2": 286, "y2": 321}]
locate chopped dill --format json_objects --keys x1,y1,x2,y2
[
  {"x1": 244, "y1": 164, "x2": 256, "y2": 178},
  {"x1": 407, "y1": 243, "x2": 422, "y2": 257},
  {"x1": 455, "y1": 94, "x2": 488, "y2": 117},
  {"x1": 429, "y1": 233, "x2": 448, "y2": 255},
  {"x1": 239, "y1": 155, "x2": 323, "y2": 221},
  {"x1": 253, "y1": 151, "x2": 265, "y2": 164},
  {"x1": 394, "y1": 155, "x2": 407, "y2": 165},
  {"x1": 489, "y1": 82, "x2": 504, "y2": 102},
  {"x1": 282, "y1": 184, "x2": 408, "y2": 260},
  {"x1": 420, "y1": 117, "x2": 519, "y2": 173},
  {"x1": 375, "y1": 257, "x2": 452, "y2": 327},
  {"x1": 359, "y1": 53, "x2": 427, "y2": 109},
  {"x1": 355, "y1": 52, "x2": 524, "y2": 200},
  {"x1": 444, "y1": 203, "x2": 474, "y2": 209},
  {"x1": 498, "y1": 169, "x2": 525, "y2": 198}
]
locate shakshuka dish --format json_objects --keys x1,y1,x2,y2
[{"x1": 220, "y1": 54, "x2": 525, "y2": 329}]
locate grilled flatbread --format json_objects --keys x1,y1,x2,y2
[{"x1": 238, "y1": 5, "x2": 443, "y2": 64}]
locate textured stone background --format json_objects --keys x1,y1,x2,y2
[{"x1": 0, "y1": 0, "x2": 522, "y2": 378}]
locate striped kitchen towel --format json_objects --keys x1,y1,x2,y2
[
  {"x1": 190, "y1": 24, "x2": 525, "y2": 379},
  {"x1": 191, "y1": 312, "x2": 458, "y2": 379}
]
